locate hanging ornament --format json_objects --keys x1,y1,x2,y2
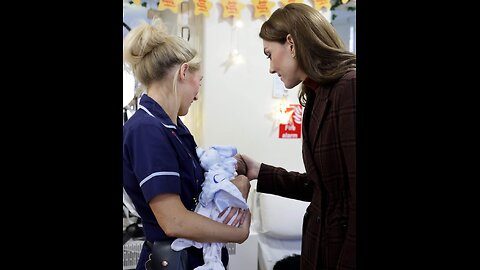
[
  {"x1": 220, "y1": 0, "x2": 245, "y2": 19},
  {"x1": 313, "y1": 0, "x2": 331, "y2": 10},
  {"x1": 312, "y1": 0, "x2": 332, "y2": 22},
  {"x1": 279, "y1": 0, "x2": 304, "y2": 7},
  {"x1": 193, "y1": 0, "x2": 213, "y2": 16},
  {"x1": 251, "y1": 0, "x2": 275, "y2": 18},
  {"x1": 158, "y1": 0, "x2": 182, "y2": 13},
  {"x1": 221, "y1": 20, "x2": 244, "y2": 71}
]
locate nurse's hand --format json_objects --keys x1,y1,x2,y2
[
  {"x1": 218, "y1": 175, "x2": 250, "y2": 227},
  {"x1": 231, "y1": 175, "x2": 250, "y2": 200},
  {"x1": 218, "y1": 207, "x2": 248, "y2": 227}
]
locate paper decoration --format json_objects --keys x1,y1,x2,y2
[
  {"x1": 193, "y1": 0, "x2": 213, "y2": 16},
  {"x1": 125, "y1": 0, "x2": 353, "y2": 20},
  {"x1": 313, "y1": 0, "x2": 331, "y2": 10},
  {"x1": 279, "y1": 0, "x2": 304, "y2": 6},
  {"x1": 158, "y1": 0, "x2": 182, "y2": 13},
  {"x1": 220, "y1": 0, "x2": 246, "y2": 19},
  {"x1": 251, "y1": 0, "x2": 275, "y2": 18}
]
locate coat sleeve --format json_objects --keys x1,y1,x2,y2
[{"x1": 256, "y1": 163, "x2": 313, "y2": 202}]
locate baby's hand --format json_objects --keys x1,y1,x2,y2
[{"x1": 234, "y1": 154, "x2": 247, "y2": 175}]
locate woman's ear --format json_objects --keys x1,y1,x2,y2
[
  {"x1": 179, "y1": 63, "x2": 189, "y2": 80},
  {"x1": 286, "y1": 34, "x2": 296, "y2": 58},
  {"x1": 286, "y1": 34, "x2": 295, "y2": 48}
]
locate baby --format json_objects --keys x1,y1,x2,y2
[{"x1": 171, "y1": 145, "x2": 249, "y2": 270}]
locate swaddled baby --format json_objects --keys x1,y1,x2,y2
[{"x1": 171, "y1": 145, "x2": 249, "y2": 270}]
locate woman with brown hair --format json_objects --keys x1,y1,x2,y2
[{"x1": 238, "y1": 3, "x2": 356, "y2": 269}]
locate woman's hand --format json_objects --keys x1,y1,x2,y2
[{"x1": 239, "y1": 154, "x2": 261, "y2": 180}]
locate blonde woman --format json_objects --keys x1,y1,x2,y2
[{"x1": 123, "y1": 19, "x2": 251, "y2": 270}]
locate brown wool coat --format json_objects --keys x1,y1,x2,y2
[{"x1": 257, "y1": 71, "x2": 356, "y2": 270}]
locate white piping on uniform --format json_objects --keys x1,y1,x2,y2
[
  {"x1": 140, "y1": 171, "x2": 180, "y2": 187},
  {"x1": 138, "y1": 105, "x2": 177, "y2": 129}
]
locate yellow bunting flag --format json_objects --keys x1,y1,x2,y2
[
  {"x1": 220, "y1": 0, "x2": 246, "y2": 19},
  {"x1": 251, "y1": 0, "x2": 275, "y2": 18},
  {"x1": 132, "y1": 0, "x2": 142, "y2": 5},
  {"x1": 341, "y1": 0, "x2": 349, "y2": 4},
  {"x1": 193, "y1": 0, "x2": 213, "y2": 16},
  {"x1": 279, "y1": 0, "x2": 304, "y2": 6},
  {"x1": 313, "y1": 0, "x2": 331, "y2": 10},
  {"x1": 158, "y1": 0, "x2": 182, "y2": 13}
]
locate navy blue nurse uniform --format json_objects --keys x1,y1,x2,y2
[{"x1": 123, "y1": 94, "x2": 229, "y2": 269}]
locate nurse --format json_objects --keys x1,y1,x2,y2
[{"x1": 123, "y1": 18, "x2": 251, "y2": 270}]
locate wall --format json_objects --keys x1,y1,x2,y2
[
  {"x1": 197, "y1": 4, "x2": 355, "y2": 173},
  {"x1": 198, "y1": 7, "x2": 305, "y2": 172}
]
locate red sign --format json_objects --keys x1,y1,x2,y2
[{"x1": 279, "y1": 104, "x2": 303, "y2": 139}]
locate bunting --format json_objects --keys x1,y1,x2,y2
[
  {"x1": 313, "y1": 0, "x2": 331, "y2": 10},
  {"x1": 220, "y1": 0, "x2": 246, "y2": 19},
  {"x1": 158, "y1": 0, "x2": 182, "y2": 13},
  {"x1": 128, "y1": 0, "x2": 355, "y2": 19},
  {"x1": 279, "y1": 0, "x2": 304, "y2": 6}
]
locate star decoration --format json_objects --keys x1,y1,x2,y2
[
  {"x1": 220, "y1": 0, "x2": 246, "y2": 19},
  {"x1": 279, "y1": 0, "x2": 304, "y2": 7},
  {"x1": 251, "y1": 0, "x2": 275, "y2": 18},
  {"x1": 313, "y1": 0, "x2": 331, "y2": 10},
  {"x1": 158, "y1": 0, "x2": 182, "y2": 13},
  {"x1": 193, "y1": 0, "x2": 213, "y2": 16}
]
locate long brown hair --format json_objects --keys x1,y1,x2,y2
[{"x1": 259, "y1": 3, "x2": 356, "y2": 106}]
